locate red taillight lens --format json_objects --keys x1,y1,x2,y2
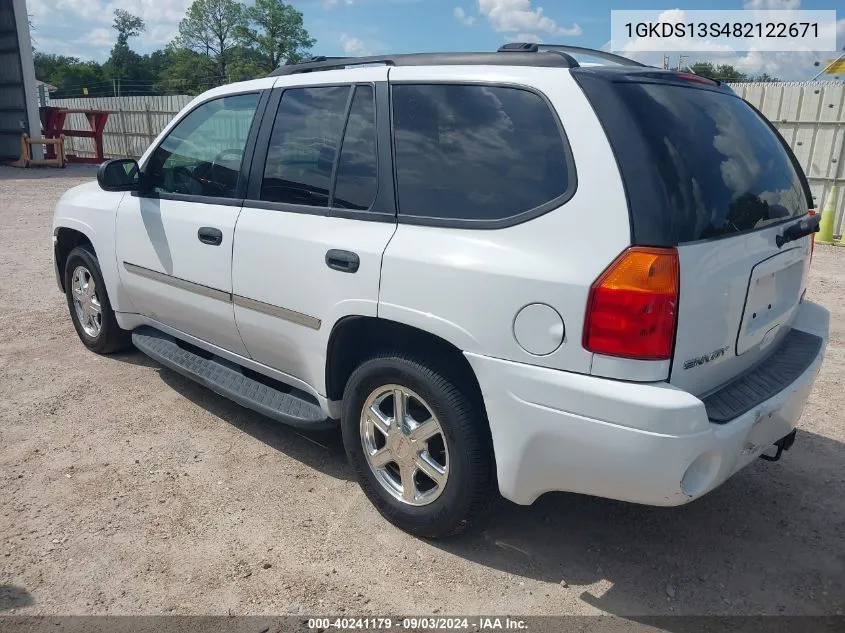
[{"x1": 583, "y1": 247, "x2": 680, "y2": 360}]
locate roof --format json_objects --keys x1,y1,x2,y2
[
  {"x1": 35, "y1": 79, "x2": 58, "y2": 92},
  {"x1": 269, "y1": 44, "x2": 647, "y2": 77}
]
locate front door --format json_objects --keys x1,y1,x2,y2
[
  {"x1": 232, "y1": 69, "x2": 396, "y2": 394},
  {"x1": 116, "y1": 92, "x2": 263, "y2": 356}
]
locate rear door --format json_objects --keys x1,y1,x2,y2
[
  {"x1": 232, "y1": 68, "x2": 396, "y2": 395},
  {"x1": 575, "y1": 72, "x2": 814, "y2": 395}
]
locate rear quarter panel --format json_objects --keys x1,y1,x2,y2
[{"x1": 379, "y1": 67, "x2": 631, "y2": 373}]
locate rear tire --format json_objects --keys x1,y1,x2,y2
[
  {"x1": 341, "y1": 352, "x2": 494, "y2": 538},
  {"x1": 64, "y1": 245, "x2": 131, "y2": 354}
]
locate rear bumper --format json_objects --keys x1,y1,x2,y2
[{"x1": 466, "y1": 301, "x2": 829, "y2": 506}]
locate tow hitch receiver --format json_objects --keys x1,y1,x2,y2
[{"x1": 759, "y1": 429, "x2": 797, "y2": 462}]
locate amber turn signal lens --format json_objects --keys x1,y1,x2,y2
[{"x1": 583, "y1": 247, "x2": 680, "y2": 360}]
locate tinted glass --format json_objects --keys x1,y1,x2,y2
[
  {"x1": 392, "y1": 84, "x2": 570, "y2": 222},
  {"x1": 617, "y1": 83, "x2": 807, "y2": 242},
  {"x1": 261, "y1": 86, "x2": 350, "y2": 207},
  {"x1": 333, "y1": 85, "x2": 378, "y2": 210},
  {"x1": 147, "y1": 94, "x2": 259, "y2": 198}
]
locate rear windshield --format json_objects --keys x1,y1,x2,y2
[{"x1": 616, "y1": 83, "x2": 807, "y2": 243}]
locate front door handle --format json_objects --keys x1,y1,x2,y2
[
  {"x1": 198, "y1": 227, "x2": 223, "y2": 246},
  {"x1": 325, "y1": 249, "x2": 360, "y2": 273}
]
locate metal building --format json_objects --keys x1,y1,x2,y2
[{"x1": 0, "y1": 0, "x2": 41, "y2": 160}]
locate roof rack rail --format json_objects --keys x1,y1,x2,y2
[
  {"x1": 269, "y1": 49, "x2": 580, "y2": 77},
  {"x1": 498, "y1": 43, "x2": 647, "y2": 67}
]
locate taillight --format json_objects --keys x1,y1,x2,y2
[
  {"x1": 808, "y1": 209, "x2": 816, "y2": 262},
  {"x1": 583, "y1": 247, "x2": 680, "y2": 360}
]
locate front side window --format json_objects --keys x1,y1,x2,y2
[
  {"x1": 146, "y1": 93, "x2": 260, "y2": 199},
  {"x1": 392, "y1": 84, "x2": 571, "y2": 223}
]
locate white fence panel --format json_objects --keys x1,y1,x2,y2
[{"x1": 728, "y1": 81, "x2": 845, "y2": 238}]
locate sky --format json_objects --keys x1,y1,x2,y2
[{"x1": 26, "y1": 0, "x2": 845, "y2": 81}]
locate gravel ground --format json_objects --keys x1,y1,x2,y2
[{"x1": 1, "y1": 165, "x2": 844, "y2": 619}]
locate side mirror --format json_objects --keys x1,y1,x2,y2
[{"x1": 97, "y1": 159, "x2": 140, "y2": 192}]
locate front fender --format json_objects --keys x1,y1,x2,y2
[{"x1": 52, "y1": 181, "x2": 134, "y2": 313}]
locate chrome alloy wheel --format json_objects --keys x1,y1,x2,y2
[
  {"x1": 71, "y1": 265, "x2": 102, "y2": 338},
  {"x1": 360, "y1": 385, "x2": 450, "y2": 507}
]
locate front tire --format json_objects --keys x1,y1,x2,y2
[
  {"x1": 64, "y1": 245, "x2": 131, "y2": 354},
  {"x1": 341, "y1": 353, "x2": 494, "y2": 538}
]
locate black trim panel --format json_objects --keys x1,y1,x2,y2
[
  {"x1": 703, "y1": 329, "x2": 822, "y2": 424},
  {"x1": 133, "y1": 192, "x2": 245, "y2": 207},
  {"x1": 53, "y1": 238, "x2": 64, "y2": 292}
]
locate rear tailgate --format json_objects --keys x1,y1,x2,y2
[{"x1": 573, "y1": 69, "x2": 815, "y2": 398}]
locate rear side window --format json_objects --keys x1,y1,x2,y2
[
  {"x1": 614, "y1": 83, "x2": 807, "y2": 242},
  {"x1": 333, "y1": 85, "x2": 378, "y2": 210},
  {"x1": 392, "y1": 84, "x2": 572, "y2": 224},
  {"x1": 261, "y1": 86, "x2": 350, "y2": 207}
]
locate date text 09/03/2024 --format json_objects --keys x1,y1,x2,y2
[{"x1": 307, "y1": 617, "x2": 528, "y2": 630}]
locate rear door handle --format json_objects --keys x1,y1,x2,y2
[
  {"x1": 198, "y1": 227, "x2": 223, "y2": 246},
  {"x1": 325, "y1": 249, "x2": 360, "y2": 273}
]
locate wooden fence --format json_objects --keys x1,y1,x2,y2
[{"x1": 46, "y1": 95, "x2": 194, "y2": 160}]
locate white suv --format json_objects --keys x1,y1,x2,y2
[{"x1": 52, "y1": 44, "x2": 829, "y2": 538}]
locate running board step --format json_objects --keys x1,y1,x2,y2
[{"x1": 132, "y1": 326, "x2": 333, "y2": 430}]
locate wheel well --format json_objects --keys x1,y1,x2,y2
[
  {"x1": 326, "y1": 317, "x2": 486, "y2": 409},
  {"x1": 55, "y1": 228, "x2": 93, "y2": 291}
]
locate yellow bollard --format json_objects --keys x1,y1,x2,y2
[{"x1": 816, "y1": 185, "x2": 838, "y2": 245}]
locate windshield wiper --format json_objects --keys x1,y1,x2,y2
[{"x1": 776, "y1": 214, "x2": 821, "y2": 248}]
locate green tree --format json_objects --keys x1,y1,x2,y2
[
  {"x1": 750, "y1": 72, "x2": 780, "y2": 83},
  {"x1": 689, "y1": 61, "x2": 747, "y2": 82},
  {"x1": 113, "y1": 9, "x2": 145, "y2": 44},
  {"x1": 157, "y1": 44, "x2": 220, "y2": 94},
  {"x1": 177, "y1": 0, "x2": 246, "y2": 80},
  {"x1": 236, "y1": 0, "x2": 313, "y2": 73},
  {"x1": 34, "y1": 52, "x2": 108, "y2": 98},
  {"x1": 104, "y1": 9, "x2": 146, "y2": 92}
]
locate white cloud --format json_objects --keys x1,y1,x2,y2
[
  {"x1": 453, "y1": 7, "x2": 476, "y2": 26},
  {"x1": 340, "y1": 33, "x2": 371, "y2": 56},
  {"x1": 324, "y1": 0, "x2": 354, "y2": 6},
  {"x1": 505, "y1": 32, "x2": 543, "y2": 44},
  {"x1": 743, "y1": 0, "x2": 801, "y2": 9},
  {"x1": 31, "y1": 0, "x2": 194, "y2": 59},
  {"x1": 78, "y1": 28, "x2": 114, "y2": 48},
  {"x1": 477, "y1": 0, "x2": 581, "y2": 36}
]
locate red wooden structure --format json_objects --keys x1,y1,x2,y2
[{"x1": 40, "y1": 107, "x2": 113, "y2": 164}]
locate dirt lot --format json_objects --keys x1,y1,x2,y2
[{"x1": 1, "y1": 165, "x2": 844, "y2": 619}]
